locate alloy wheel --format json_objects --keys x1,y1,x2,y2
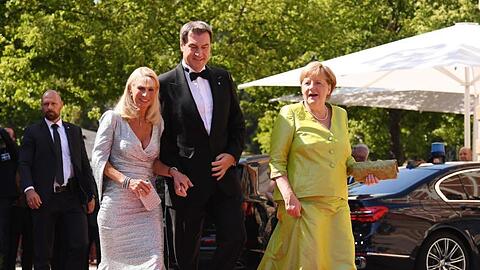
[{"x1": 425, "y1": 237, "x2": 466, "y2": 270}]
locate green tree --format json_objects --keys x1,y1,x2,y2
[
  {"x1": 253, "y1": 0, "x2": 480, "y2": 164},
  {"x1": 1, "y1": 0, "x2": 479, "y2": 162},
  {"x1": 1, "y1": 0, "x2": 177, "y2": 133}
]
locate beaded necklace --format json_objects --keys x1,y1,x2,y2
[{"x1": 308, "y1": 104, "x2": 329, "y2": 122}]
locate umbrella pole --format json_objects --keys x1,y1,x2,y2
[
  {"x1": 464, "y1": 83, "x2": 471, "y2": 150},
  {"x1": 471, "y1": 66, "x2": 480, "y2": 161},
  {"x1": 473, "y1": 95, "x2": 478, "y2": 161}
]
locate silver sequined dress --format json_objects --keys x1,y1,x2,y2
[{"x1": 92, "y1": 110, "x2": 164, "y2": 270}]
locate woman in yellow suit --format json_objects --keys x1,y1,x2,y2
[{"x1": 258, "y1": 61, "x2": 378, "y2": 270}]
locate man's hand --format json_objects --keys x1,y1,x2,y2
[
  {"x1": 171, "y1": 170, "x2": 193, "y2": 197},
  {"x1": 283, "y1": 192, "x2": 302, "y2": 218},
  {"x1": 211, "y1": 153, "x2": 236, "y2": 180},
  {"x1": 26, "y1": 189, "x2": 42, "y2": 209},
  {"x1": 87, "y1": 198, "x2": 95, "y2": 214}
]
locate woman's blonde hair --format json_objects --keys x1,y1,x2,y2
[
  {"x1": 114, "y1": 67, "x2": 161, "y2": 125},
  {"x1": 300, "y1": 61, "x2": 337, "y2": 98}
]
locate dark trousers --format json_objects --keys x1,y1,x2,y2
[
  {"x1": 31, "y1": 191, "x2": 88, "y2": 270},
  {"x1": 86, "y1": 222, "x2": 100, "y2": 268},
  {"x1": 169, "y1": 190, "x2": 246, "y2": 270},
  {"x1": 0, "y1": 198, "x2": 14, "y2": 269},
  {"x1": 87, "y1": 198, "x2": 101, "y2": 268},
  {"x1": 6, "y1": 205, "x2": 33, "y2": 270}
]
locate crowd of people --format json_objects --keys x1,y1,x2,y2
[{"x1": 0, "y1": 20, "x2": 476, "y2": 270}]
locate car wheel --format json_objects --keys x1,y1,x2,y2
[{"x1": 416, "y1": 232, "x2": 470, "y2": 270}]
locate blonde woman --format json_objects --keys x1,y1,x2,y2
[{"x1": 92, "y1": 67, "x2": 190, "y2": 269}]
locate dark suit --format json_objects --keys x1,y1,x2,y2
[
  {"x1": 19, "y1": 120, "x2": 94, "y2": 270},
  {"x1": 0, "y1": 127, "x2": 19, "y2": 269},
  {"x1": 159, "y1": 64, "x2": 246, "y2": 269}
]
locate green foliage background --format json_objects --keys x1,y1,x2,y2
[{"x1": 1, "y1": 0, "x2": 479, "y2": 163}]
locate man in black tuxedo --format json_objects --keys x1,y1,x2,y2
[
  {"x1": 19, "y1": 90, "x2": 95, "y2": 270},
  {"x1": 157, "y1": 21, "x2": 246, "y2": 270}
]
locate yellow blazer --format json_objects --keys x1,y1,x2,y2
[{"x1": 269, "y1": 102, "x2": 354, "y2": 201}]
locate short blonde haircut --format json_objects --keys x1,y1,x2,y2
[
  {"x1": 114, "y1": 67, "x2": 161, "y2": 125},
  {"x1": 300, "y1": 61, "x2": 337, "y2": 98}
]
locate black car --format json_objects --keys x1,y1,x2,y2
[
  {"x1": 349, "y1": 162, "x2": 480, "y2": 270},
  {"x1": 199, "y1": 155, "x2": 277, "y2": 270}
]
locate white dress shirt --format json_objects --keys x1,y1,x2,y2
[{"x1": 182, "y1": 60, "x2": 213, "y2": 134}]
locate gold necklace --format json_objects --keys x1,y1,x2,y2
[{"x1": 309, "y1": 105, "x2": 329, "y2": 122}]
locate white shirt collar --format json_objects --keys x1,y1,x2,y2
[
  {"x1": 44, "y1": 118, "x2": 63, "y2": 129},
  {"x1": 181, "y1": 59, "x2": 206, "y2": 73}
]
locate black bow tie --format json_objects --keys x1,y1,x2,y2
[{"x1": 188, "y1": 69, "x2": 209, "y2": 81}]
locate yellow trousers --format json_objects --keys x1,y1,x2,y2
[{"x1": 258, "y1": 196, "x2": 356, "y2": 270}]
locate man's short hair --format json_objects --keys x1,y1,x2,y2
[
  {"x1": 41, "y1": 89, "x2": 62, "y2": 103},
  {"x1": 352, "y1": 144, "x2": 369, "y2": 162},
  {"x1": 180, "y1": 21, "x2": 213, "y2": 45}
]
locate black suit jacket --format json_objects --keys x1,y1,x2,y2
[
  {"x1": 159, "y1": 64, "x2": 245, "y2": 208},
  {"x1": 19, "y1": 120, "x2": 95, "y2": 205},
  {"x1": 0, "y1": 127, "x2": 18, "y2": 198}
]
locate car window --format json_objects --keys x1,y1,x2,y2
[
  {"x1": 240, "y1": 157, "x2": 273, "y2": 196},
  {"x1": 257, "y1": 162, "x2": 273, "y2": 194},
  {"x1": 349, "y1": 167, "x2": 435, "y2": 196},
  {"x1": 437, "y1": 175, "x2": 469, "y2": 200},
  {"x1": 457, "y1": 170, "x2": 480, "y2": 200}
]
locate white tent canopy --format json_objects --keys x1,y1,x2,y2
[
  {"x1": 271, "y1": 88, "x2": 474, "y2": 115},
  {"x1": 239, "y1": 22, "x2": 480, "y2": 156}
]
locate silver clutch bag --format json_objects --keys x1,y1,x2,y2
[{"x1": 140, "y1": 180, "x2": 161, "y2": 211}]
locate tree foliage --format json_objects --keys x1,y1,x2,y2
[
  {"x1": 255, "y1": 0, "x2": 480, "y2": 163},
  {"x1": 0, "y1": 0, "x2": 479, "y2": 162}
]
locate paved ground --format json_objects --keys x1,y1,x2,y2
[{"x1": 15, "y1": 265, "x2": 98, "y2": 269}]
